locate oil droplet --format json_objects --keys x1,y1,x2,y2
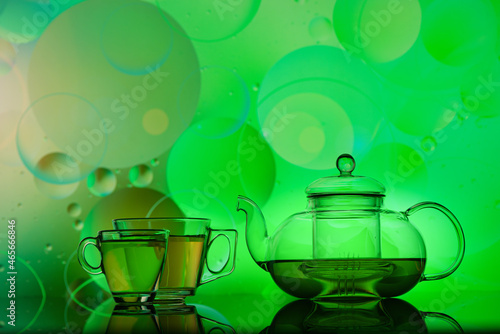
[
  {"x1": 308, "y1": 16, "x2": 333, "y2": 42},
  {"x1": 0, "y1": 265, "x2": 4, "y2": 272},
  {"x1": 74, "y1": 219, "x2": 84, "y2": 231},
  {"x1": 129, "y1": 164, "x2": 153, "y2": 188},
  {"x1": 87, "y1": 168, "x2": 117, "y2": 197},
  {"x1": 252, "y1": 83, "x2": 260, "y2": 92},
  {"x1": 17, "y1": 203, "x2": 22, "y2": 207},
  {"x1": 45, "y1": 243, "x2": 53, "y2": 252},
  {"x1": 67, "y1": 203, "x2": 82, "y2": 217},
  {"x1": 0, "y1": 320, "x2": 5, "y2": 328},
  {"x1": 420, "y1": 136, "x2": 437, "y2": 152},
  {"x1": 151, "y1": 158, "x2": 159, "y2": 167}
]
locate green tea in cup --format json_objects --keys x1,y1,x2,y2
[{"x1": 78, "y1": 229, "x2": 169, "y2": 304}]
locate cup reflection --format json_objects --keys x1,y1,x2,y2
[{"x1": 106, "y1": 305, "x2": 159, "y2": 334}]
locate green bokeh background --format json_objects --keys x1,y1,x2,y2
[{"x1": 0, "y1": 0, "x2": 499, "y2": 332}]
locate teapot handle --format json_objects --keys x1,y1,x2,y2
[{"x1": 405, "y1": 202, "x2": 465, "y2": 281}]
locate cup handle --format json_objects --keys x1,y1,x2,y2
[
  {"x1": 405, "y1": 202, "x2": 465, "y2": 281},
  {"x1": 422, "y1": 312, "x2": 464, "y2": 333},
  {"x1": 200, "y1": 229, "x2": 237, "y2": 285},
  {"x1": 77, "y1": 237, "x2": 102, "y2": 275},
  {"x1": 200, "y1": 316, "x2": 236, "y2": 334}
]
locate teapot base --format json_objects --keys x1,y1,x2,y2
[{"x1": 267, "y1": 258, "x2": 425, "y2": 299}]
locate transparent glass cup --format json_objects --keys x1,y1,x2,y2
[
  {"x1": 113, "y1": 218, "x2": 237, "y2": 303},
  {"x1": 78, "y1": 229, "x2": 169, "y2": 304}
]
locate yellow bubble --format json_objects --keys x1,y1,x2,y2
[
  {"x1": 129, "y1": 164, "x2": 153, "y2": 188},
  {"x1": 87, "y1": 168, "x2": 117, "y2": 197},
  {"x1": 67, "y1": 203, "x2": 82, "y2": 217},
  {"x1": 74, "y1": 219, "x2": 84, "y2": 231},
  {"x1": 34, "y1": 177, "x2": 79, "y2": 199},
  {"x1": 0, "y1": 38, "x2": 15, "y2": 76},
  {"x1": 299, "y1": 126, "x2": 325, "y2": 153},
  {"x1": 142, "y1": 108, "x2": 169, "y2": 135}
]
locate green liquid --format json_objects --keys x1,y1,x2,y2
[
  {"x1": 101, "y1": 239, "x2": 166, "y2": 294},
  {"x1": 266, "y1": 258, "x2": 425, "y2": 298}
]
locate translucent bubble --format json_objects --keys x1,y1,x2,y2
[
  {"x1": 359, "y1": 143, "x2": 428, "y2": 205},
  {"x1": 382, "y1": 82, "x2": 458, "y2": 135},
  {"x1": 34, "y1": 152, "x2": 80, "y2": 185},
  {"x1": 45, "y1": 243, "x2": 53, "y2": 252},
  {"x1": 178, "y1": 66, "x2": 250, "y2": 138},
  {"x1": 0, "y1": 265, "x2": 4, "y2": 272},
  {"x1": 334, "y1": 0, "x2": 421, "y2": 64},
  {"x1": 420, "y1": 136, "x2": 437, "y2": 152},
  {"x1": 258, "y1": 46, "x2": 391, "y2": 168},
  {"x1": 422, "y1": 0, "x2": 496, "y2": 67},
  {"x1": 17, "y1": 93, "x2": 106, "y2": 184},
  {"x1": 0, "y1": 320, "x2": 4, "y2": 328},
  {"x1": 262, "y1": 93, "x2": 353, "y2": 169},
  {"x1": 167, "y1": 121, "x2": 276, "y2": 207},
  {"x1": 0, "y1": 1, "x2": 50, "y2": 43},
  {"x1": 0, "y1": 38, "x2": 15, "y2": 76},
  {"x1": 150, "y1": 158, "x2": 159, "y2": 167},
  {"x1": 335, "y1": 0, "x2": 495, "y2": 89},
  {"x1": 67, "y1": 203, "x2": 82, "y2": 217},
  {"x1": 87, "y1": 168, "x2": 116, "y2": 197},
  {"x1": 74, "y1": 219, "x2": 84, "y2": 231},
  {"x1": 0, "y1": 66, "x2": 29, "y2": 166},
  {"x1": 28, "y1": 0, "x2": 200, "y2": 168},
  {"x1": 129, "y1": 164, "x2": 153, "y2": 188},
  {"x1": 308, "y1": 16, "x2": 332, "y2": 42},
  {"x1": 252, "y1": 83, "x2": 260, "y2": 92},
  {"x1": 34, "y1": 177, "x2": 79, "y2": 199},
  {"x1": 142, "y1": 108, "x2": 169, "y2": 135},
  {"x1": 461, "y1": 60, "x2": 500, "y2": 118},
  {"x1": 101, "y1": 1, "x2": 173, "y2": 75},
  {"x1": 154, "y1": 0, "x2": 261, "y2": 41}
]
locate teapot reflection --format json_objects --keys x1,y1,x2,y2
[
  {"x1": 261, "y1": 298, "x2": 463, "y2": 334},
  {"x1": 106, "y1": 304, "x2": 235, "y2": 334}
]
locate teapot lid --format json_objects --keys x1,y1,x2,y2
[{"x1": 305, "y1": 154, "x2": 386, "y2": 196}]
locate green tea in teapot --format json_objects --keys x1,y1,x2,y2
[{"x1": 266, "y1": 258, "x2": 425, "y2": 298}]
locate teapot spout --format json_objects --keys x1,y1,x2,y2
[{"x1": 236, "y1": 195, "x2": 269, "y2": 271}]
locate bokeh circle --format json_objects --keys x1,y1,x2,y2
[
  {"x1": 153, "y1": 0, "x2": 261, "y2": 42},
  {"x1": 178, "y1": 66, "x2": 250, "y2": 138},
  {"x1": 17, "y1": 93, "x2": 106, "y2": 184}
]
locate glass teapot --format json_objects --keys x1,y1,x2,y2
[{"x1": 237, "y1": 154, "x2": 465, "y2": 299}]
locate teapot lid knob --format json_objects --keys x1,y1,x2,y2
[{"x1": 336, "y1": 153, "x2": 355, "y2": 176}]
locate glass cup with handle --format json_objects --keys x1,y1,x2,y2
[
  {"x1": 78, "y1": 229, "x2": 169, "y2": 304},
  {"x1": 113, "y1": 217, "x2": 237, "y2": 303}
]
